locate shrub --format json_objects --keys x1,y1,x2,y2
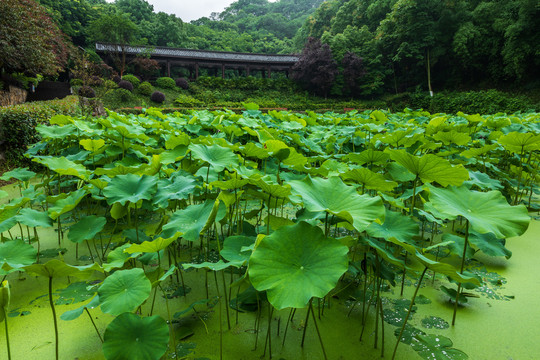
[
  {"x1": 70, "y1": 78, "x2": 83, "y2": 87},
  {"x1": 138, "y1": 81, "x2": 153, "y2": 96},
  {"x1": 175, "y1": 77, "x2": 189, "y2": 90},
  {"x1": 156, "y1": 77, "x2": 176, "y2": 89},
  {"x1": 150, "y1": 91, "x2": 165, "y2": 103},
  {"x1": 103, "y1": 79, "x2": 118, "y2": 90},
  {"x1": 78, "y1": 85, "x2": 96, "y2": 98},
  {"x1": 122, "y1": 74, "x2": 140, "y2": 88},
  {"x1": 117, "y1": 80, "x2": 133, "y2": 92},
  {"x1": 89, "y1": 76, "x2": 103, "y2": 87},
  {"x1": 174, "y1": 94, "x2": 203, "y2": 107},
  {"x1": 0, "y1": 96, "x2": 79, "y2": 165},
  {"x1": 112, "y1": 75, "x2": 121, "y2": 83}
]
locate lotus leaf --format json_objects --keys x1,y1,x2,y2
[
  {"x1": 189, "y1": 143, "x2": 239, "y2": 172},
  {"x1": 15, "y1": 208, "x2": 52, "y2": 228},
  {"x1": 248, "y1": 221, "x2": 349, "y2": 309},
  {"x1": 124, "y1": 237, "x2": 176, "y2": 254},
  {"x1": 411, "y1": 334, "x2": 468, "y2": 360},
  {"x1": 220, "y1": 235, "x2": 256, "y2": 265},
  {"x1": 0, "y1": 240, "x2": 37, "y2": 270},
  {"x1": 48, "y1": 188, "x2": 88, "y2": 220},
  {"x1": 60, "y1": 295, "x2": 100, "y2": 321},
  {"x1": 341, "y1": 168, "x2": 398, "y2": 192},
  {"x1": 79, "y1": 139, "x2": 105, "y2": 153},
  {"x1": 33, "y1": 156, "x2": 89, "y2": 179},
  {"x1": 426, "y1": 185, "x2": 530, "y2": 238},
  {"x1": 98, "y1": 268, "x2": 151, "y2": 316},
  {"x1": 102, "y1": 313, "x2": 169, "y2": 360},
  {"x1": 67, "y1": 216, "x2": 107, "y2": 244},
  {"x1": 498, "y1": 131, "x2": 540, "y2": 153},
  {"x1": 103, "y1": 174, "x2": 157, "y2": 206},
  {"x1": 289, "y1": 176, "x2": 385, "y2": 232},
  {"x1": 367, "y1": 209, "x2": 419, "y2": 242},
  {"x1": 24, "y1": 259, "x2": 102, "y2": 278},
  {"x1": 0, "y1": 167, "x2": 35, "y2": 182}
]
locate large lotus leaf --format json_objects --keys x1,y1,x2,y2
[
  {"x1": 241, "y1": 143, "x2": 270, "y2": 159},
  {"x1": 0, "y1": 208, "x2": 18, "y2": 233},
  {"x1": 248, "y1": 222, "x2": 349, "y2": 309},
  {"x1": 183, "y1": 260, "x2": 242, "y2": 271},
  {"x1": 468, "y1": 231, "x2": 512, "y2": 259},
  {"x1": 460, "y1": 144, "x2": 498, "y2": 158},
  {"x1": 36, "y1": 124, "x2": 76, "y2": 139},
  {"x1": 366, "y1": 209, "x2": 419, "y2": 243},
  {"x1": 103, "y1": 173, "x2": 158, "y2": 206},
  {"x1": 98, "y1": 268, "x2": 151, "y2": 316},
  {"x1": 221, "y1": 235, "x2": 256, "y2": 265},
  {"x1": 387, "y1": 149, "x2": 469, "y2": 187},
  {"x1": 387, "y1": 162, "x2": 417, "y2": 182},
  {"x1": 189, "y1": 143, "x2": 239, "y2": 172},
  {"x1": 432, "y1": 130, "x2": 471, "y2": 146},
  {"x1": 68, "y1": 216, "x2": 107, "y2": 243},
  {"x1": 153, "y1": 175, "x2": 198, "y2": 208},
  {"x1": 364, "y1": 237, "x2": 406, "y2": 269},
  {"x1": 159, "y1": 200, "x2": 226, "y2": 242},
  {"x1": 79, "y1": 139, "x2": 106, "y2": 153},
  {"x1": 411, "y1": 334, "x2": 468, "y2": 360},
  {"x1": 464, "y1": 171, "x2": 503, "y2": 191},
  {"x1": 124, "y1": 237, "x2": 176, "y2": 254},
  {"x1": 0, "y1": 167, "x2": 36, "y2": 182},
  {"x1": 289, "y1": 176, "x2": 385, "y2": 232},
  {"x1": 33, "y1": 156, "x2": 89, "y2": 179},
  {"x1": 498, "y1": 131, "x2": 540, "y2": 153},
  {"x1": 165, "y1": 133, "x2": 190, "y2": 149},
  {"x1": 253, "y1": 178, "x2": 291, "y2": 198},
  {"x1": 60, "y1": 295, "x2": 100, "y2": 321},
  {"x1": 347, "y1": 149, "x2": 389, "y2": 165},
  {"x1": 24, "y1": 259, "x2": 102, "y2": 278},
  {"x1": 0, "y1": 239, "x2": 37, "y2": 270},
  {"x1": 341, "y1": 168, "x2": 398, "y2": 192},
  {"x1": 426, "y1": 185, "x2": 530, "y2": 238},
  {"x1": 103, "y1": 244, "x2": 139, "y2": 272},
  {"x1": 48, "y1": 188, "x2": 88, "y2": 220},
  {"x1": 159, "y1": 145, "x2": 188, "y2": 165},
  {"x1": 15, "y1": 208, "x2": 53, "y2": 228},
  {"x1": 103, "y1": 313, "x2": 169, "y2": 360},
  {"x1": 210, "y1": 178, "x2": 249, "y2": 190}
]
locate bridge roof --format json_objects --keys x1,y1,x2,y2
[{"x1": 95, "y1": 43, "x2": 299, "y2": 64}]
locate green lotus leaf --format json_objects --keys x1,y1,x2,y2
[
  {"x1": 432, "y1": 130, "x2": 471, "y2": 146},
  {"x1": 159, "y1": 200, "x2": 226, "y2": 242},
  {"x1": 13, "y1": 208, "x2": 52, "y2": 228},
  {"x1": 210, "y1": 178, "x2": 249, "y2": 190},
  {"x1": 159, "y1": 145, "x2": 188, "y2": 165},
  {"x1": 103, "y1": 244, "x2": 138, "y2": 272},
  {"x1": 440, "y1": 234, "x2": 475, "y2": 259},
  {"x1": 248, "y1": 221, "x2": 349, "y2": 309},
  {"x1": 79, "y1": 139, "x2": 105, "y2": 153},
  {"x1": 48, "y1": 188, "x2": 88, "y2": 220},
  {"x1": 110, "y1": 203, "x2": 127, "y2": 220},
  {"x1": 289, "y1": 176, "x2": 385, "y2": 232},
  {"x1": 498, "y1": 131, "x2": 540, "y2": 153},
  {"x1": 264, "y1": 214, "x2": 295, "y2": 231},
  {"x1": 426, "y1": 185, "x2": 530, "y2": 238},
  {"x1": 464, "y1": 171, "x2": 503, "y2": 191},
  {"x1": 103, "y1": 174, "x2": 158, "y2": 206},
  {"x1": 68, "y1": 216, "x2": 107, "y2": 243},
  {"x1": 183, "y1": 260, "x2": 242, "y2": 271},
  {"x1": 366, "y1": 209, "x2": 419, "y2": 242},
  {"x1": 124, "y1": 237, "x2": 176, "y2": 254},
  {"x1": 103, "y1": 313, "x2": 169, "y2": 360},
  {"x1": 341, "y1": 168, "x2": 398, "y2": 192},
  {"x1": 0, "y1": 190, "x2": 7, "y2": 199},
  {"x1": 387, "y1": 149, "x2": 469, "y2": 187},
  {"x1": 0, "y1": 167, "x2": 36, "y2": 182},
  {"x1": 153, "y1": 175, "x2": 198, "y2": 208},
  {"x1": 24, "y1": 259, "x2": 102, "y2": 278},
  {"x1": 49, "y1": 114, "x2": 73, "y2": 125},
  {"x1": 189, "y1": 143, "x2": 239, "y2": 172},
  {"x1": 253, "y1": 178, "x2": 291, "y2": 198},
  {"x1": 460, "y1": 144, "x2": 498, "y2": 158},
  {"x1": 0, "y1": 239, "x2": 37, "y2": 270},
  {"x1": 98, "y1": 268, "x2": 151, "y2": 316},
  {"x1": 60, "y1": 295, "x2": 100, "y2": 321},
  {"x1": 165, "y1": 133, "x2": 190, "y2": 149},
  {"x1": 36, "y1": 124, "x2": 76, "y2": 139},
  {"x1": 364, "y1": 237, "x2": 406, "y2": 269},
  {"x1": 0, "y1": 208, "x2": 18, "y2": 233},
  {"x1": 347, "y1": 149, "x2": 389, "y2": 165},
  {"x1": 468, "y1": 231, "x2": 512, "y2": 259},
  {"x1": 411, "y1": 334, "x2": 468, "y2": 360},
  {"x1": 173, "y1": 298, "x2": 213, "y2": 318},
  {"x1": 387, "y1": 162, "x2": 417, "y2": 182},
  {"x1": 33, "y1": 156, "x2": 89, "y2": 179},
  {"x1": 241, "y1": 143, "x2": 270, "y2": 159},
  {"x1": 220, "y1": 235, "x2": 256, "y2": 265}
]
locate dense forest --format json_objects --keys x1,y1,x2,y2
[{"x1": 2, "y1": 0, "x2": 539, "y2": 98}]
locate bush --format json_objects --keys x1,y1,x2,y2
[
  {"x1": 112, "y1": 75, "x2": 121, "y2": 83},
  {"x1": 117, "y1": 80, "x2": 133, "y2": 92},
  {"x1": 78, "y1": 85, "x2": 96, "y2": 98},
  {"x1": 138, "y1": 81, "x2": 153, "y2": 96},
  {"x1": 89, "y1": 76, "x2": 103, "y2": 87},
  {"x1": 122, "y1": 74, "x2": 140, "y2": 88},
  {"x1": 70, "y1": 78, "x2": 83, "y2": 87},
  {"x1": 0, "y1": 96, "x2": 79, "y2": 165},
  {"x1": 174, "y1": 94, "x2": 204, "y2": 107},
  {"x1": 103, "y1": 79, "x2": 118, "y2": 90},
  {"x1": 156, "y1": 77, "x2": 176, "y2": 89},
  {"x1": 150, "y1": 91, "x2": 165, "y2": 103},
  {"x1": 175, "y1": 77, "x2": 189, "y2": 90}
]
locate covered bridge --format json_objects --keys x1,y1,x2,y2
[{"x1": 95, "y1": 42, "x2": 299, "y2": 79}]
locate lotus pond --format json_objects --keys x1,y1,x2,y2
[{"x1": 0, "y1": 107, "x2": 538, "y2": 360}]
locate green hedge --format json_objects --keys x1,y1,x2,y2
[{"x1": 0, "y1": 96, "x2": 79, "y2": 165}]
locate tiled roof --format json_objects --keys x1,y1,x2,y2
[{"x1": 95, "y1": 43, "x2": 299, "y2": 63}]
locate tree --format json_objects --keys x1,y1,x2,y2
[
  {"x1": 291, "y1": 37, "x2": 338, "y2": 97},
  {"x1": 88, "y1": 12, "x2": 139, "y2": 76},
  {"x1": 0, "y1": 0, "x2": 71, "y2": 76},
  {"x1": 342, "y1": 52, "x2": 367, "y2": 96}
]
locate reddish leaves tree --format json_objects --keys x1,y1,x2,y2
[
  {"x1": 342, "y1": 52, "x2": 367, "y2": 96},
  {"x1": 129, "y1": 57, "x2": 160, "y2": 80},
  {"x1": 0, "y1": 0, "x2": 71, "y2": 76}
]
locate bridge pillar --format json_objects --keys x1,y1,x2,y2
[
  {"x1": 195, "y1": 63, "x2": 199, "y2": 79},
  {"x1": 221, "y1": 64, "x2": 225, "y2": 79},
  {"x1": 167, "y1": 60, "x2": 171, "y2": 78},
  {"x1": 247, "y1": 66, "x2": 250, "y2": 77}
]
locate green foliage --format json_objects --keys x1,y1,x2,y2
[
  {"x1": 137, "y1": 81, "x2": 153, "y2": 95},
  {"x1": 121, "y1": 74, "x2": 140, "y2": 88},
  {"x1": 155, "y1": 77, "x2": 176, "y2": 89},
  {"x1": 174, "y1": 94, "x2": 204, "y2": 107}
]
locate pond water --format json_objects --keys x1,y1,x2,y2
[{"x1": 1, "y1": 181, "x2": 538, "y2": 360}]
